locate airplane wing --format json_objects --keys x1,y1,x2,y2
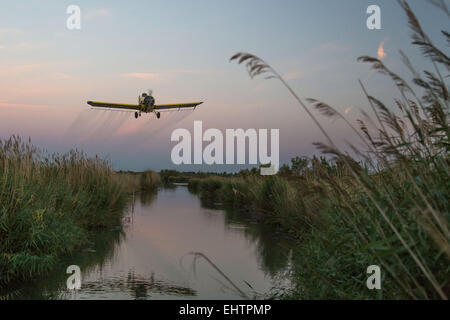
[
  {"x1": 153, "y1": 102, "x2": 203, "y2": 110},
  {"x1": 87, "y1": 101, "x2": 140, "y2": 110}
]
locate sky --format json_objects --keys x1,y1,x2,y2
[{"x1": 0, "y1": 0, "x2": 448, "y2": 172}]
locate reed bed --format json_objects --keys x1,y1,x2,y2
[
  {"x1": 191, "y1": 0, "x2": 449, "y2": 299},
  {"x1": 0, "y1": 137, "x2": 158, "y2": 286},
  {"x1": 114, "y1": 170, "x2": 161, "y2": 193}
]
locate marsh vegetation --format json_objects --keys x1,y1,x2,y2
[
  {"x1": 0, "y1": 0, "x2": 447, "y2": 300},
  {"x1": 1, "y1": 187, "x2": 295, "y2": 299},
  {"x1": 189, "y1": 1, "x2": 449, "y2": 299},
  {"x1": 0, "y1": 136, "x2": 160, "y2": 288}
]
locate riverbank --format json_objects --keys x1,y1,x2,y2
[
  {"x1": 187, "y1": 149, "x2": 449, "y2": 299},
  {"x1": 1, "y1": 187, "x2": 294, "y2": 299},
  {"x1": 198, "y1": 1, "x2": 448, "y2": 299},
  {"x1": 0, "y1": 136, "x2": 160, "y2": 287}
]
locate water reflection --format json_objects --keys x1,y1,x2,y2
[
  {"x1": 222, "y1": 209, "x2": 294, "y2": 279},
  {"x1": 2, "y1": 186, "x2": 295, "y2": 300},
  {"x1": 0, "y1": 228, "x2": 125, "y2": 300},
  {"x1": 74, "y1": 270, "x2": 195, "y2": 300},
  {"x1": 192, "y1": 190, "x2": 295, "y2": 280}
]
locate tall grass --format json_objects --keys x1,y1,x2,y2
[
  {"x1": 208, "y1": 0, "x2": 448, "y2": 299},
  {"x1": 0, "y1": 136, "x2": 139, "y2": 286},
  {"x1": 115, "y1": 170, "x2": 161, "y2": 192},
  {"x1": 139, "y1": 170, "x2": 161, "y2": 191}
]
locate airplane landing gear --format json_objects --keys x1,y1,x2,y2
[
  {"x1": 156, "y1": 112, "x2": 161, "y2": 119},
  {"x1": 135, "y1": 112, "x2": 139, "y2": 119}
]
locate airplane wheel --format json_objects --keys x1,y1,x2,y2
[
  {"x1": 157, "y1": 112, "x2": 161, "y2": 119},
  {"x1": 135, "y1": 112, "x2": 138, "y2": 119}
]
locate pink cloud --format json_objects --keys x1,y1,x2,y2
[
  {"x1": 0, "y1": 86, "x2": 81, "y2": 95},
  {"x1": 122, "y1": 73, "x2": 161, "y2": 79},
  {"x1": 3, "y1": 63, "x2": 42, "y2": 73},
  {"x1": 53, "y1": 73, "x2": 73, "y2": 80},
  {"x1": 284, "y1": 71, "x2": 303, "y2": 80},
  {"x1": 0, "y1": 101, "x2": 57, "y2": 110},
  {"x1": 377, "y1": 38, "x2": 388, "y2": 59}
]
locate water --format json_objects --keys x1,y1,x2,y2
[{"x1": 3, "y1": 186, "x2": 295, "y2": 300}]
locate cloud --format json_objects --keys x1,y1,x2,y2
[
  {"x1": 8, "y1": 63, "x2": 42, "y2": 72},
  {"x1": 284, "y1": 71, "x2": 303, "y2": 80},
  {"x1": 377, "y1": 38, "x2": 388, "y2": 59},
  {"x1": 53, "y1": 73, "x2": 73, "y2": 80},
  {"x1": 0, "y1": 63, "x2": 44, "y2": 77},
  {"x1": 122, "y1": 73, "x2": 162, "y2": 80},
  {"x1": 169, "y1": 69, "x2": 213, "y2": 75},
  {"x1": 282, "y1": 63, "x2": 331, "y2": 81},
  {"x1": 85, "y1": 8, "x2": 111, "y2": 20},
  {"x1": 0, "y1": 41, "x2": 44, "y2": 51},
  {"x1": 0, "y1": 101, "x2": 57, "y2": 110},
  {"x1": 0, "y1": 28, "x2": 23, "y2": 37},
  {"x1": 121, "y1": 69, "x2": 219, "y2": 84},
  {"x1": 0, "y1": 61, "x2": 72, "y2": 75},
  {"x1": 0, "y1": 82, "x2": 83, "y2": 96}
]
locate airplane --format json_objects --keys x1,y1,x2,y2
[{"x1": 87, "y1": 91, "x2": 203, "y2": 119}]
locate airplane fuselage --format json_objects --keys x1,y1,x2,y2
[
  {"x1": 136, "y1": 94, "x2": 160, "y2": 118},
  {"x1": 138, "y1": 94, "x2": 156, "y2": 113}
]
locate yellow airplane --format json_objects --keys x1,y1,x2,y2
[{"x1": 87, "y1": 91, "x2": 203, "y2": 119}]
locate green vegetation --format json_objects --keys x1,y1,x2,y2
[
  {"x1": 0, "y1": 0, "x2": 446, "y2": 301},
  {"x1": 0, "y1": 136, "x2": 160, "y2": 287},
  {"x1": 160, "y1": 169, "x2": 232, "y2": 185},
  {"x1": 0, "y1": 228, "x2": 125, "y2": 299},
  {"x1": 189, "y1": 1, "x2": 449, "y2": 299},
  {"x1": 116, "y1": 170, "x2": 161, "y2": 192}
]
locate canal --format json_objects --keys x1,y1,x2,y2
[{"x1": 3, "y1": 186, "x2": 295, "y2": 300}]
